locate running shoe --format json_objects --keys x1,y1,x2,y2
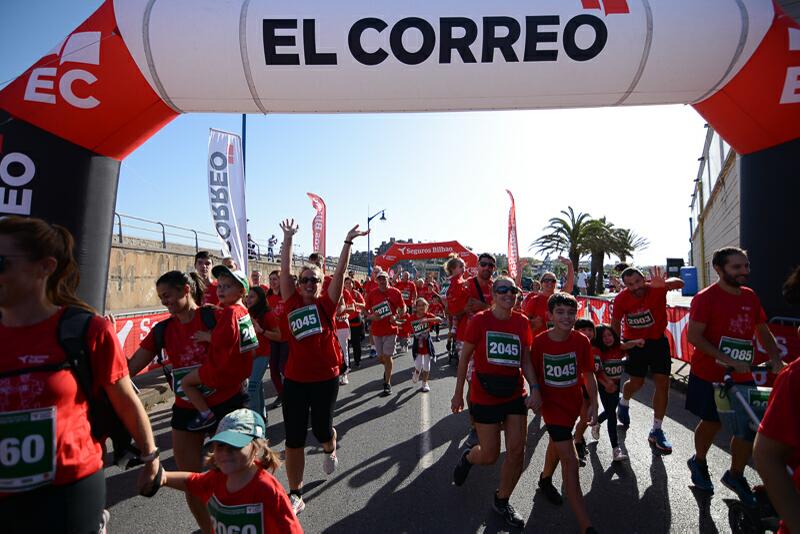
[
  {"x1": 421, "y1": 382, "x2": 430, "y2": 393},
  {"x1": 721, "y1": 470, "x2": 757, "y2": 508},
  {"x1": 341, "y1": 373, "x2": 349, "y2": 385},
  {"x1": 687, "y1": 455, "x2": 714, "y2": 492},
  {"x1": 617, "y1": 403, "x2": 630, "y2": 427},
  {"x1": 453, "y1": 449, "x2": 473, "y2": 486},
  {"x1": 492, "y1": 494, "x2": 525, "y2": 529},
  {"x1": 289, "y1": 493, "x2": 305, "y2": 515},
  {"x1": 412, "y1": 369, "x2": 420, "y2": 383},
  {"x1": 187, "y1": 411, "x2": 217, "y2": 431},
  {"x1": 369, "y1": 348, "x2": 377, "y2": 358},
  {"x1": 383, "y1": 382, "x2": 392, "y2": 396},
  {"x1": 464, "y1": 427, "x2": 479, "y2": 449},
  {"x1": 590, "y1": 424, "x2": 601, "y2": 441},
  {"x1": 98, "y1": 509, "x2": 110, "y2": 534},
  {"x1": 575, "y1": 440, "x2": 587, "y2": 467},
  {"x1": 612, "y1": 447, "x2": 629, "y2": 462},
  {"x1": 271, "y1": 395, "x2": 283, "y2": 409},
  {"x1": 323, "y1": 451, "x2": 338, "y2": 475},
  {"x1": 537, "y1": 475, "x2": 563, "y2": 506},
  {"x1": 648, "y1": 428, "x2": 673, "y2": 454}
]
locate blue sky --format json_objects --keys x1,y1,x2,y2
[{"x1": 2, "y1": 1, "x2": 708, "y2": 265}]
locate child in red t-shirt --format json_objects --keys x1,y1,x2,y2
[
  {"x1": 162, "y1": 409, "x2": 303, "y2": 534},
  {"x1": 572, "y1": 318, "x2": 597, "y2": 466},
  {"x1": 182, "y1": 266, "x2": 259, "y2": 431},
  {"x1": 528, "y1": 293, "x2": 599, "y2": 534},
  {"x1": 410, "y1": 298, "x2": 441, "y2": 392}
]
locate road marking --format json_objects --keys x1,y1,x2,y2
[{"x1": 420, "y1": 388, "x2": 433, "y2": 468}]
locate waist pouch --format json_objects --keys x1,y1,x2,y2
[{"x1": 477, "y1": 372, "x2": 519, "y2": 398}]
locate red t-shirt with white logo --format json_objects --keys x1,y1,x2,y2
[
  {"x1": 0, "y1": 308, "x2": 128, "y2": 496},
  {"x1": 253, "y1": 312, "x2": 277, "y2": 357},
  {"x1": 140, "y1": 310, "x2": 243, "y2": 409},
  {"x1": 395, "y1": 281, "x2": 417, "y2": 308},
  {"x1": 466, "y1": 310, "x2": 532, "y2": 406},
  {"x1": 198, "y1": 304, "x2": 256, "y2": 389},
  {"x1": 446, "y1": 275, "x2": 468, "y2": 316},
  {"x1": 186, "y1": 469, "x2": 303, "y2": 534},
  {"x1": 457, "y1": 276, "x2": 493, "y2": 342},
  {"x1": 266, "y1": 292, "x2": 287, "y2": 342},
  {"x1": 595, "y1": 345, "x2": 626, "y2": 382},
  {"x1": 347, "y1": 290, "x2": 365, "y2": 327},
  {"x1": 689, "y1": 283, "x2": 767, "y2": 383},
  {"x1": 523, "y1": 293, "x2": 550, "y2": 336},
  {"x1": 335, "y1": 290, "x2": 354, "y2": 330},
  {"x1": 283, "y1": 292, "x2": 340, "y2": 382},
  {"x1": 531, "y1": 330, "x2": 594, "y2": 427},
  {"x1": 411, "y1": 312, "x2": 440, "y2": 355},
  {"x1": 612, "y1": 285, "x2": 668, "y2": 340},
  {"x1": 758, "y1": 358, "x2": 800, "y2": 534},
  {"x1": 203, "y1": 280, "x2": 220, "y2": 306},
  {"x1": 366, "y1": 287, "x2": 405, "y2": 336}
]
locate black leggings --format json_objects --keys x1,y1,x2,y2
[
  {"x1": 597, "y1": 384, "x2": 621, "y2": 448},
  {"x1": 282, "y1": 377, "x2": 339, "y2": 448},
  {"x1": 350, "y1": 324, "x2": 364, "y2": 364},
  {"x1": 2, "y1": 469, "x2": 105, "y2": 533}
]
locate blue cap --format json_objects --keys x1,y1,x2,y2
[{"x1": 209, "y1": 409, "x2": 266, "y2": 448}]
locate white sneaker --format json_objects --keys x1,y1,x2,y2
[
  {"x1": 99, "y1": 509, "x2": 110, "y2": 534},
  {"x1": 591, "y1": 424, "x2": 601, "y2": 441},
  {"x1": 289, "y1": 494, "x2": 305, "y2": 515},
  {"x1": 421, "y1": 382, "x2": 430, "y2": 393},
  {"x1": 323, "y1": 451, "x2": 338, "y2": 474},
  {"x1": 613, "y1": 447, "x2": 629, "y2": 462},
  {"x1": 340, "y1": 373, "x2": 349, "y2": 385},
  {"x1": 412, "y1": 369, "x2": 420, "y2": 383}
]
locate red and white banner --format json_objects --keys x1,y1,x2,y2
[
  {"x1": 114, "y1": 311, "x2": 170, "y2": 374},
  {"x1": 506, "y1": 189, "x2": 520, "y2": 285},
  {"x1": 307, "y1": 192, "x2": 327, "y2": 269},
  {"x1": 373, "y1": 241, "x2": 478, "y2": 274}
]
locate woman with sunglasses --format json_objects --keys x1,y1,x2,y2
[
  {"x1": 278, "y1": 218, "x2": 368, "y2": 516},
  {"x1": 523, "y1": 256, "x2": 575, "y2": 337},
  {"x1": 0, "y1": 216, "x2": 160, "y2": 532},
  {"x1": 451, "y1": 277, "x2": 535, "y2": 529}
]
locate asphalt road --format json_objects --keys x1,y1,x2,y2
[{"x1": 104, "y1": 336, "x2": 756, "y2": 533}]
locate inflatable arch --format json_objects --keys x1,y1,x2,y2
[
  {"x1": 0, "y1": 0, "x2": 798, "y2": 316},
  {"x1": 373, "y1": 241, "x2": 478, "y2": 274}
]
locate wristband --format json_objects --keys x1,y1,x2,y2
[
  {"x1": 344, "y1": 240, "x2": 353, "y2": 245},
  {"x1": 140, "y1": 447, "x2": 160, "y2": 463}
]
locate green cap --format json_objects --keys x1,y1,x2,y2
[
  {"x1": 211, "y1": 265, "x2": 250, "y2": 293},
  {"x1": 209, "y1": 409, "x2": 266, "y2": 448}
]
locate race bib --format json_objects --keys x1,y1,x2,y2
[
  {"x1": 594, "y1": 354, "x2": 602, "y2": 373},
  {"x1": 237, "y1": 314, "x2": 260, "y2": 352},
  {"x1": 626, "y1": 310, "x2": 655, "y2": 329},
  {"x1": 208, "y1": 497, "x2": 263, "y2": 534},
  {"x1": 372, "y1": 301, "x2": 392, "y2": 319},
  {"x1": 486, "y1": 331, "x2": 521, "y2": 367},
  {"x1": 0, "y1": 407, "x2": 56, "y2": 492},
  {"x1": 719, "y1": 336, "x2": 755, "y2": 364},
  {"x1": 543, "y1": 352, "x2": 578, "y2": 388},
  {"x1": 402, "y1": 290, "x2": 411, "y2": 301},
  {"x1": 172, "y1": 365, "x2": 216, "y2": 401},
  {"x1": 288, "y1": 305, "x2": 323, "y2": 341},
  {"x1": 602, "y1": 359, "x2": 625, "y2": 380},
  {"x1": 412, "y1": 320, "x2": 428, "y2": 338},
  {"x1": 747, "y1": 387, "x2": 771, "y2": 413}
]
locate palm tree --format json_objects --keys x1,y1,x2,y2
[
  {"x1": 583, "y1": 217, "x2": 617, "y2": 295},
  {"x1": 530, "y1": 207, "x2": 592, "y2": 270},
  {"x1": 613, "y1": 228, "x2": 650, "y2": 263}
]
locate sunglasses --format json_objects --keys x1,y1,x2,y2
[
  {"x1": 299, "y1": 276, "x2": 321, "y2": 285},
  {"x1": 0, "y1": 254, "x2": 27, "y2": 273},
  {"x1": 495, "y1": 285, "x2": 520, "y2": 295},
  {"x1": 479, "y1": 262, "x2": 496, "y2": 268},
  {"x1": 541, "y1": 278, "x2": 557, "y2": 284}
]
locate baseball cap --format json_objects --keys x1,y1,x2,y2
[
  {"x1": 376, "y1": 271, "x2": 389, "y2": 279},
  {"x1": 212, "y1": 265, "x2": 250, "y2": 292},
  {"x1": 209, "y1": 409, "x2": 266, "y2": 448}
]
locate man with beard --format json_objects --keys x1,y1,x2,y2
[
  {"x1": 685, "y1": 247, "x2": 782, "y2": 504},
  {"x1": 611, "y1": 266, "x2": 683, "y2": 453}
]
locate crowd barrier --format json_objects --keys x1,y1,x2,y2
[{"x1": 114, "y1": 296, "x2": 799, "y2": 384}]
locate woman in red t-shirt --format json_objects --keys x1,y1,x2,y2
[
  {"x1": 344, "y1": 278, "x2": 366, "y2": 368},
  {"x1": 246, "y1": 286, "x2": 281, "y2": 421},
  {"x1": 0, "y1": 216, "x2": 160, "y2": 532},
  {"x1": 278, "y1": 218, "x2": 369, "y2": 515},
  {"x1": 266, "y1": 270, "x2": 289, "y2": 408},
  {"x1": 450, "y1": 276, "x2": 533, "y2": 529}
]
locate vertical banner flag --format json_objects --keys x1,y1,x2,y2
[
  {"x1": 307, "y1": 193, "x2": 327, "y2": 271},
  {"x1": 506, "y1": 190, "x2": 520, "y2": 285},
  {"x1": 208, "y1": 129, "x2": 248, "y2": 272}
]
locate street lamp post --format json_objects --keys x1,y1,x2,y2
[{"x1": 367, "y1": 209, "x2": 387, "y2": 276}]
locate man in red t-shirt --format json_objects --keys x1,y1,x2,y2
[
  {"x1": 611, "y1": 266, "x2": 684, "y2": 453},
  {"x1": 365, "y1": 271, "x2": 406, "y2": 395},
  {"x1": 458, "y1": 253, "x2": 496, "y2": 340},
  {"x1": 194, "y1": 250, "x2": 220, "y2": 306},
  {"x1": 523, "y1": 257, "x2": 574, "y2": 337},
  {"x1": 685, "y1": 247, "x2": 782, "y2": 503}
]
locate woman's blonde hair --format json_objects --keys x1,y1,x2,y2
[
  {"x1": 444, "y1": 254, "x2": 465, "y2": 276},
  {"x1": 206, "y1": 438, "x2": 281, "y2": 473}
]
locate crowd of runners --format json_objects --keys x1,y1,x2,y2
[{"x1": 1, "y1": 214, "x2": 799, "y2": 534}]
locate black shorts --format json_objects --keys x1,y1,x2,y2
[
  {"x1": 625, "y1": 336, "x2": 671, "y2": 377},
  {"x1": 469, "y1": 396, "x2": 528, "y2": 425},
  {"x1": 546, "y1": 424, "x2": 575, "y2": 442},
  {"x1": 171, "y1": 392, "x2": 248, "y2": 433},
  {"x1": 1, "y1": 469, "x2": 105, "y2": 533},
  {"x1": 282, "y1": 377, "x2": 339, "y2": 448},
  {"x1": 685, "y1": 373, "x2": 756, "y2": 424}
]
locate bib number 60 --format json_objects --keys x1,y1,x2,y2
[{"x1": 0, "y1": 435, "x2": 45, "y2": 466}]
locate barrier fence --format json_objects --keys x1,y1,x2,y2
[{"x1": 116, "y1": 296, "x2": 799, "y2": 382}]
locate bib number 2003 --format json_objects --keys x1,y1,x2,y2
[{"x1": 0, "y1": 407, "x2": 56, "y2": 492}]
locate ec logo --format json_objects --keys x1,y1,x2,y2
[
  {"x1": 580, "y1": 0, "x2": 630, "y2": 16},
  {"x1": 23, "y1": 31, "x2": 101, "y2": 110}
]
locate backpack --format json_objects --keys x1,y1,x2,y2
[
  {"x1": 0, "y1": 306, "x2": 141, "y2": 469},
  {"x1": 150, "y1": 306, "x2": 217, "y2": 386}
]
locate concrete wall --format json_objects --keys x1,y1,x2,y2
[{"x1": 691, "y1": 154, "x2": 740, "y2": 288}]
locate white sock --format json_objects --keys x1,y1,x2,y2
[
  {"x1": 619, "y1": 397, "x2": 629, "y2": 407},
  {"x1": 652, "y1": 418, "x2": 663, "y2": 430}
]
